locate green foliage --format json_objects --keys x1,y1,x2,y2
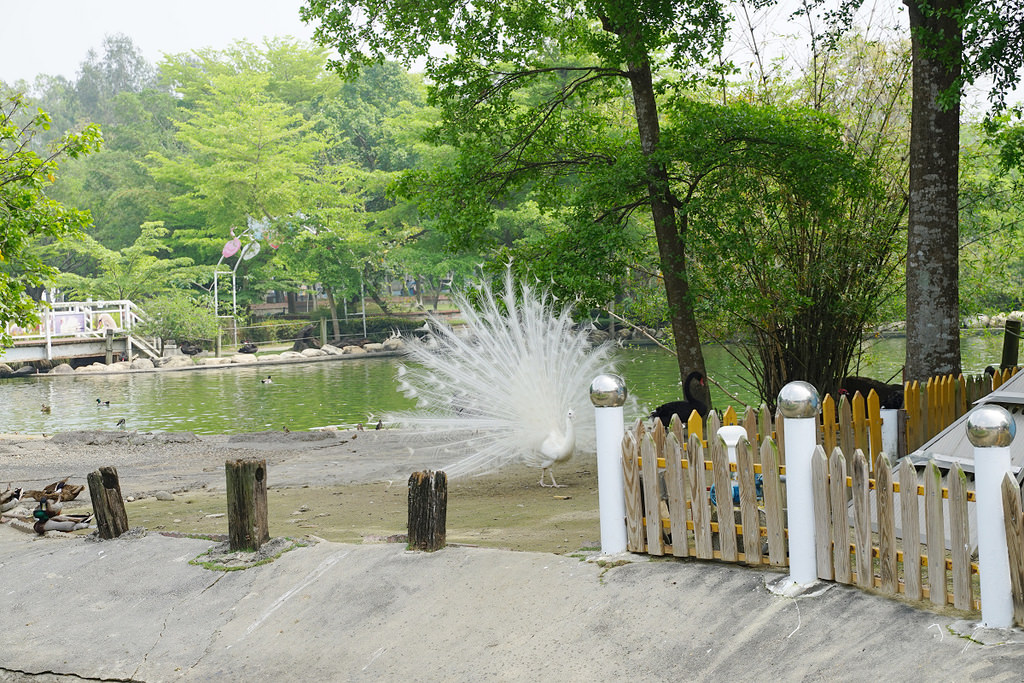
[
  {"x1": 672, "y1": 97, "x2": 906, "y2": 401},
  {"x1": 0, "y1": 92, "x2": 101, "y2": 347},
  {"x1": 54, "y1": 221, "x2": 205, "y2": 300},
  {"x1": 133, "y1": 291, "x2": 220, "y2": 344}
]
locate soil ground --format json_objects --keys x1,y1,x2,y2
[{"x1": 0, "y1": 429, "x2": 601, "y2": 553}]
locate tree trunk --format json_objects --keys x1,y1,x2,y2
[
  {"x1": 325, "y1": 286, "x2": 341, "y2": 341},
  {"x1": 904, "y1": 0, "x2": 963, "y2": 382},
  {"x1": 627, "y1": 59, "x2": 710, "y2": 406}
]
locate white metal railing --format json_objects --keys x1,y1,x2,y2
[{"x1": 6, "y1": 300, "x2": 161, "y2": 359}]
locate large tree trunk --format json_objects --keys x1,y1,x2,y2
[
  {"x1": 904, "y1": 0, "x2": 963, "y2": 382},
  {"x1": 627, "y1": 59, "x2": 710, "y2": 406}
]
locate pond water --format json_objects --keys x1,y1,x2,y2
[{"x1": 2, "y1": 330, "x2": 1009, "y2": 436}]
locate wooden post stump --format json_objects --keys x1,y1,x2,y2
[
  {"x1": 408, "y1": 470, "x2": 447, "y2": 551},
  {"x1": 1002, "y1": 319, "x2": 1021, "y2": 370},
  {"x1": 87, "y1": 466, "x2": 130, "y2": 539},
  {"x1": 225, "y1": 459, "x2": 270, "y2": 552},
  {"x1": 104, "y1": 328, "x2": 115, "y2": 365}
]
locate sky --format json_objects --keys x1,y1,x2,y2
[{"x1": 0, "y1": 0, "x2": 317, "y2": 84}]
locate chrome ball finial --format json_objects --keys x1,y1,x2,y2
[
  {"x1": 966, "y1": 405, "x2": 1016, "y2": 448},
  {"x1": 590, "y1": 374, "x2": 627, "y2": 408},
  {"x1": 777, "y1": 381, "x2": 821, "y2": 419}
]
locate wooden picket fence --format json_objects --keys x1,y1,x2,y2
[{"x1": 623, "y1": 414, "x2": 990, "y2": 614}]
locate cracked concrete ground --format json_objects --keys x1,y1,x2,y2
[
  {"x1": 3, "y1": 525, "x2": 1024, "y2": 682},
  {"x1": 4, "y1": 429, "x2": 1024, "y2": 680}
]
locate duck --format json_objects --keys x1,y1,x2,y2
[
  {"x1": 40, "y1": 403, "x2": 51, "y2": 413},
  {"x1": 649, "y1": 371, "x2": 710, "y2": 426},
  {"x1": 116, "y1": 418, "x2": 126, "y2": 430},
  {"x1": 1, "y1": 486, "x2": 23, "y2": 512},
  {"x1": 97, "y1": 398, "x2": 110, "y2": 406},
  {"x1": 261, "y1": 375, "x2": 273, "y2": 384},
  {"x1": 375, "y1": 419, "x2": 384, "y2": 431},
  {"x1": 23, "y1": 479, "x2": 85, "y2": 504},
  {"x1": 32, "y1": 498, "x2": 92, "y2": 534}
]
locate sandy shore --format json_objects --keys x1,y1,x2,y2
[{"x1": 0, "y1": 428, "x2": 601, "y2": 552}]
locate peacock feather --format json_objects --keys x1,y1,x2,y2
[{"x1": 387, "y1": 270, "x2": 616, "y2": 480}]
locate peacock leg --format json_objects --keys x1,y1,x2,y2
[{"x1": 540, "y1": 468, "x2": 566, "y2": 488}]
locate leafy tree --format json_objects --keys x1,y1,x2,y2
[
  {"x1": 0, "y1": 93, "x2": 101, "y2": 347},
  {"x1": 148, "y1": 65, "x2": 322, "y2": 259},
  {"x1": 76, "y1": 33, "x2": 157, "y2": 122},
  {"x1": 815, "y1": 0, "x2": 1024, "y2": 381},
  {"x1": 132, "y1": 291, "x2": 220, "y2": 348},
  {"x1": 302, "y1": 0, "x2": 731, "y2": 403},
  {"x1": 675, "y1": 98, "x2": 905, "y2": 402},
  {"x1": 55, "y1": 221, "x2": 204, "y2": 300}
]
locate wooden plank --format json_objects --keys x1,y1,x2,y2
[
  {"x1": 664, "y1": 432, "x2": 689, "y2": 558},
  {"x1": 874, "y1": 453, "x2": 897, "y2": 595},
  {"x1": 621, "y1": 431, "x2": 644, "y2": 552},
  {"x1": 774, "y1": 409, "x2": 785, "y2": 466},
  {"x1": 651, "y1": 418, "x2": 666, "y2": 458},
  {"x1": 821, "y1": 393, "x2": 837, "y2": 456},
  {"x1": 811, "y1": 446, "x2": 833, "y2": 580},
  {"x1": 838, "y1": 394, "x2": 854, "y2": 469},
  {"x1": 688, "y1": 411, "x2": 704, "y2": 447},
  {"x1": 640, "y1": 433, "x2": 665, "y2": 556},
  {"x1": 852, "y1": 393, "x2": 869, "y2": 463},
  {"x1": 670, "y1": 412, "x2": 685, "y2": 446},
  {"x1": 735, "y1": 435, "x2": 762, "y2": 565},
  {"x1": 896, "y1": 409, "x2": 908, "y2": 461},
  {"x1": 710, "y1": 427, "x2": 737, "y2": 562},
  {"x1": 948, "y1": 464, "x2": 972, "y2": 611},
  {"x1": 687, "y1": 433, "x2": 713, "y2": 559},
  {"x1": 867, "y1": 390, "x2": 882, "y2": 465},
  {"x1": 707, "y1": 410, "x2": 722, "y2": 445},
  {"x1": 1000, "y1": 474, "x2": 1024, "y2": 626},
  {"x1": 745, "y1": 409, "x2": 761, "y2": 462},
  {"x1": 722, "y1": 405, "x2": 738, "y2": 426},
  {"x1": 899, "y1": 458, "x2": 922, "y2": 601},
  {"x1": 851, "y1": 449, "x2": 872, "y2": 589},
  {"x1": 761, "y1": 436, "x2": 787, "y2": 566},
  {"x1": 829, "y1": 448, "x2": 851, "y2": 584},
  {"x1": 925, "y1": 461, "x2": 947, "y2": 606},
  {"x1": 905, "y1": 381, "x2": 922, "y2": 452},
  {"x1": 954, "y1": 374, "x2": 967, "y2": 420}
]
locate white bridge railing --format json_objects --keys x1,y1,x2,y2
[{"x1": 6, "y1": 300, "x2": 160, "y2": 360}]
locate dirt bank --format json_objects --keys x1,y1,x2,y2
[{"x1": 0, "y1": 429, "x2": 600, "y2": 553}]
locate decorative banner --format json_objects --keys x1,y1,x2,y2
[
  {"x1": 240, "y1": 241, "x2": 261, "y2": 260},
  {"x1": 222, "y1": 237, "x2": 241, "y2": 258}
]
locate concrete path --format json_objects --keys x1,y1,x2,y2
[{"x1": 3, "y1": 527, "x2": 1024, "y2": 681}]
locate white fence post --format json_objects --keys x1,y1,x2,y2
[
  {"x1": 591, "y1": 374, "x2": 627, "y2": 556},
  {"x1": 778, "y1": 381, "x2": 821, "y2": 586},
  {"x1": 967, "y1": 405, "x2": 1016, "y2": 628}
]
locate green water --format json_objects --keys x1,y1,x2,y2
[{"x1": 2, "y1": 330, "x2": 1008, "y2": 435}]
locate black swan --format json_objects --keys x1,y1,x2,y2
[
  {"x1": 650, "y1": 371, "x2": 710, "y2": 425},
  {"x1": 840, "y1": 376, "x2": 904, "y2": 410}
]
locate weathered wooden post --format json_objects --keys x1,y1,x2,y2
[
  {"x1": 225, "y1": 459, "x2": 270, "y2": 552},
  {"x1": 320, "y1": 317, "x2": 328, "y2": 347},
  {"x1": 1001, "y1": 319, "x2": 1021, "y2": 370},
  {"x1": 408, "y1": 470, "x2": 447, "y2": 551},
  {"x1": 104, "y1": 327, "x2": 115, "y2": 365},
  {"x1": 87, "y1": 466, "x2": 130, "y2": 539}
]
